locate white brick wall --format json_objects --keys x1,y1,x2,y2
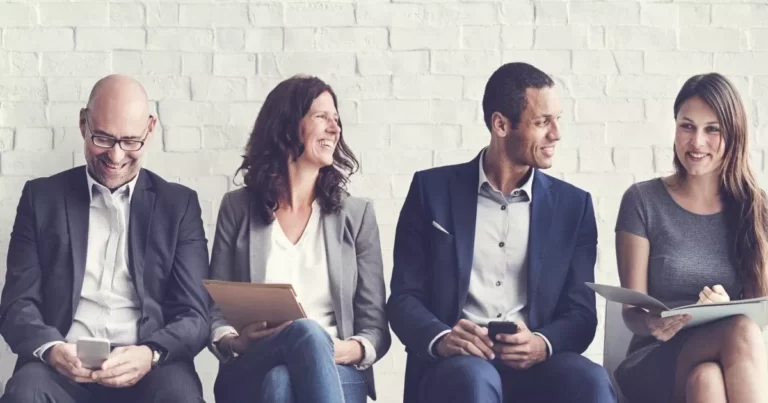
[{"x1": 2, "y1": 1, "x2": 768, "y2": 402}]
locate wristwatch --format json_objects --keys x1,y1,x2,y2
[
  {"x1": 143, "y1": 343, "x2": 165, "y2": 369},
  {"x1": 217, "y1": 335, "x2": 239, "y2": 359}
]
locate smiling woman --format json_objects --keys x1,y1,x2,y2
[
  {"x1": 613, "y1": 73, "x2": 768, "y2": 403},
  {"x1": 205, "y1": 74, "x2": 390, "y2": 403},
  {"x1": 236, "y1": 75, "x2": 358, "y2": 224}
]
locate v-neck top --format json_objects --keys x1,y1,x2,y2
[{"x1": 264, "y1": 201, "x2": 337, "y2": 337}]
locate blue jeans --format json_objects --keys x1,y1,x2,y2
[
  {"x1": 262, "y1": 364, "x2": 367, "y2": 403},
  {"x1": 213, "y1": 319, "x2": 368, "y2": 403}
]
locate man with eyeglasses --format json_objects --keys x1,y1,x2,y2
[{"x1": 0, "y1": 74, "x2": 209, "y2": 403}]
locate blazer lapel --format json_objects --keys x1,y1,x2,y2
[
  {"x1": 322, "y1": 208, "x2": 346, "y2": 337},
  {"x1": 248, "y1": 200, "x2": 270, "y2": 283},
  {"x1": 128, "y1": 170, "x2": 154, "y2": 304},
  {"x1": 66, "y1": 167, "x2": 90, "y2": 315},
  {"x1": 526, "y1": 171, "x2": 556, "y2": 328},
  {"x1": 450, "y1": 155, "x2": 480, "y2": 310}
]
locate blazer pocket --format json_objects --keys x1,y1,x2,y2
[
  {"x1": 431, "y1": 220, "x2": 450, "y2": 235},
  {"x1": 429, "y1": 223, "x2": 454, "y2": 255}
]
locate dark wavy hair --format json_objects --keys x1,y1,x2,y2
[
  {"x1": 673, "y1": 73, "x2": 768, "y2": 297},
  {"x1": 236, "y1": 75, "x2": 359, "y2": 223}
]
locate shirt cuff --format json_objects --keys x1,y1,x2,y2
[
  {"x1": 348, "y1": 336, "x2": 377, "y2": 370},
  {"x1": 427, "y1": 329, "x2": 452, "y2": 359},
  {"x1": 34, "y1": 341, "x2": 65, "y2": 363},
  {"x1": 210, "y1": 326, "x2": 239, "y2": 362},
  {"x1": 532, "y1": 332, "x2": 553, "y2": 358}
]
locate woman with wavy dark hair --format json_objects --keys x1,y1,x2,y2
[
  {"x1": 613, "y1": 72, "x2": 768, "y2": 403},
  {"x1": 206, "y1": 75, "x2": 390, "y2": 403}
]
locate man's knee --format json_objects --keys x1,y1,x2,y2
[
  {"x1": 262, "y1": 365, "x2": 293, "y2": 402},
  {"x1": 135, "y1": 362, "x2": 203, "y2": 403},
  {"x1": 547, "y1": 353, "x2": 614, "y2": 397},
  {"x1": 2, "y1": 362, "x2": 71, "y2": 403},
  {"x1": 422, "y1": 356, "x2": 502, "y2": 402}
]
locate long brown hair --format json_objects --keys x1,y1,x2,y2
[
  {"x1": 673, "y1": 73, "x2": 768, "y2": 297},
  {"x1": 236, "y1": 75, "x2": 359, "y2": 223}
]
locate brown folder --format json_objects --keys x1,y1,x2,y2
[{"x1": 204, "y1": 280, "x2": 307, "y2": 331}]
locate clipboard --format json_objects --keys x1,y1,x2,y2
[
  {"x1": 204, "y1": 280, "x2": 307, "y2": 331},
  {"x1": 586, "y1": 282, "x2": 768, "y2": 329}
]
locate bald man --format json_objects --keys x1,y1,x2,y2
[{"x1": 0, "y1": 75, "x2": 209, "y2": 402}]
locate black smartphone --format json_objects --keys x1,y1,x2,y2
[{"x1": 487, "y1": 321, "x2": 519, "y2": 342}]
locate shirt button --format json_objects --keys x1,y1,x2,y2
[
  {"x1": 498, "y1": 242, "x2": 505, "y2": 247},
  {"x1": 496, "y1": 313, "x2": 502, "y2": 318},
  {"x1": 501, "y1": 205, "x2": 506, "y2": 210},
  {"x1": 512, "y1": 190, "x2": 520, "y2": 196},
  {"x1": 496, "y1": 281, "x2": 502, "y2": 287}
]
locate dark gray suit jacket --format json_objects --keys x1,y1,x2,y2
[
  {"x1": 0, "y1": 167, "x2": 211, "y2": 370},
  {"x1": 208, "y1": 188, "x2": 390, "y2": 399}
]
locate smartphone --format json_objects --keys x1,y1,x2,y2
[
  {"x1": 487, "y1": 321, "x2": 519, "y2": 342},
  {"x1": 77, "y1": 337, "x2": 110, "y2": 369}
]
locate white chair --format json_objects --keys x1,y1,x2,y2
[{"x1": 603, "y1": 301, "x2": 632, "y2": 403}]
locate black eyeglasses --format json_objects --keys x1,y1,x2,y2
[{"x1": 83, "y1": 110, "x2": 152, "y2": 152}]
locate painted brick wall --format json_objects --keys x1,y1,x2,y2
[{"x1": 1, "y1": 1, "x2": 767, "y2": 401}]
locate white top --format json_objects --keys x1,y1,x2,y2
[
  {"x1": 35, "y1": 169, "x2": 142, "y2": 360},
  {"x1": 428, "y1": 149, "x2": 553, "y2": 357},
  {"x1": 264, "y1": 200, "x2": 337, "y2": 337}
]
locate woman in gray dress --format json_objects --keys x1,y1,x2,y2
[{"x1": 614, "y1": 73, "x2": 768, "y2": 403}]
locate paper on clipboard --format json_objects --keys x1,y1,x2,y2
[
  {"x1": 586, "y1": 282, "x2": 768, "y2": 329},
  {"x1": 205, "y1": 280, "x2": 307, "y2": 331},
  {"x1": 586, "y1": 282, "x2": 670, "y2": 312}
]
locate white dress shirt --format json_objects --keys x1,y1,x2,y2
[
  {"x1": 35, "y1": 169, "x2": 142, "y2": 360},
  {"x1": 211, "y1": 200, "x2": 377, "y2": 369},
  {"x1": 428, "y1": 149, "x2": 553, "y2": 357}
]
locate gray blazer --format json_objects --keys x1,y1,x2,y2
[{"x1": 208, "y1": 187, "x2": 391, "y2": 399}]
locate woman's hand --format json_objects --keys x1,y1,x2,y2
[
  {"x1": 645, "y1": 313, "x2": 691, "y2": 342},
  {"x1": 333, "y1": 338, "x2": 364, "y2": 365},
  {"x1": 220, "y1": 321, "x2": 292, "y2": 355},
  {"x1": 697, "y1": 285, "x2": 730, "y2": 304}
]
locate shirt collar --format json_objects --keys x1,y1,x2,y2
[
  {"x1": 477, "y1": 147, "x2": 535, "y2": 201},
  {"x1": 85, "y1": 167, "x2": 140, "y2": 204}
]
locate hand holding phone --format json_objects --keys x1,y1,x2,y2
[
  {"x1": 77, "y1": 337, "x2": 111, "y2": 370},
  {"x1": 487, "y1": 321, "x2": 519, "y2": 342},
  {"x1": 46, "y1": 343, "x2": 94, "y2": 383},
  {"x1": 489, "y1": 321, "x2": 548, "y2": 369},
  {"x1": 434, "y1": 319, "x2": 495, "y2": 360}
]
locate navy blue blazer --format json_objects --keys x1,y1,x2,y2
[
  {"x1": 386, "y1": 151, "x2": 599, "y2": 402},
  {"x1": 0, "y1": 167, "x2": 211, "y2": 370}
]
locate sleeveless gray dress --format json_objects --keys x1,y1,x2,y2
[{"x1": 613, "y1": 179, "x2": 743, "y2": 403}]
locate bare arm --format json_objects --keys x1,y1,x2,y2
[
  {"x1": 616, "y1": 231, "x2": 653, "y2": 337},
  {"x1": 616, "y1": 231, "x2": 690, "y2": 341}
]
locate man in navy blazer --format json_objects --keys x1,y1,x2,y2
[
  {"x1": 0, "y1": 75, "x2": 209, "y2": 402},
  {"x1": 387, "y1": 62, "x2": 615, "y2": 403}
]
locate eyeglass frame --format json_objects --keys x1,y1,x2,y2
[{"x1": 82, "y1": 108, "x2": 154, "y2": 152}]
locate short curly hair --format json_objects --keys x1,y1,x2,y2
[{"x1": 482, "y1": 62, "x2": 554, "y2": 131}]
